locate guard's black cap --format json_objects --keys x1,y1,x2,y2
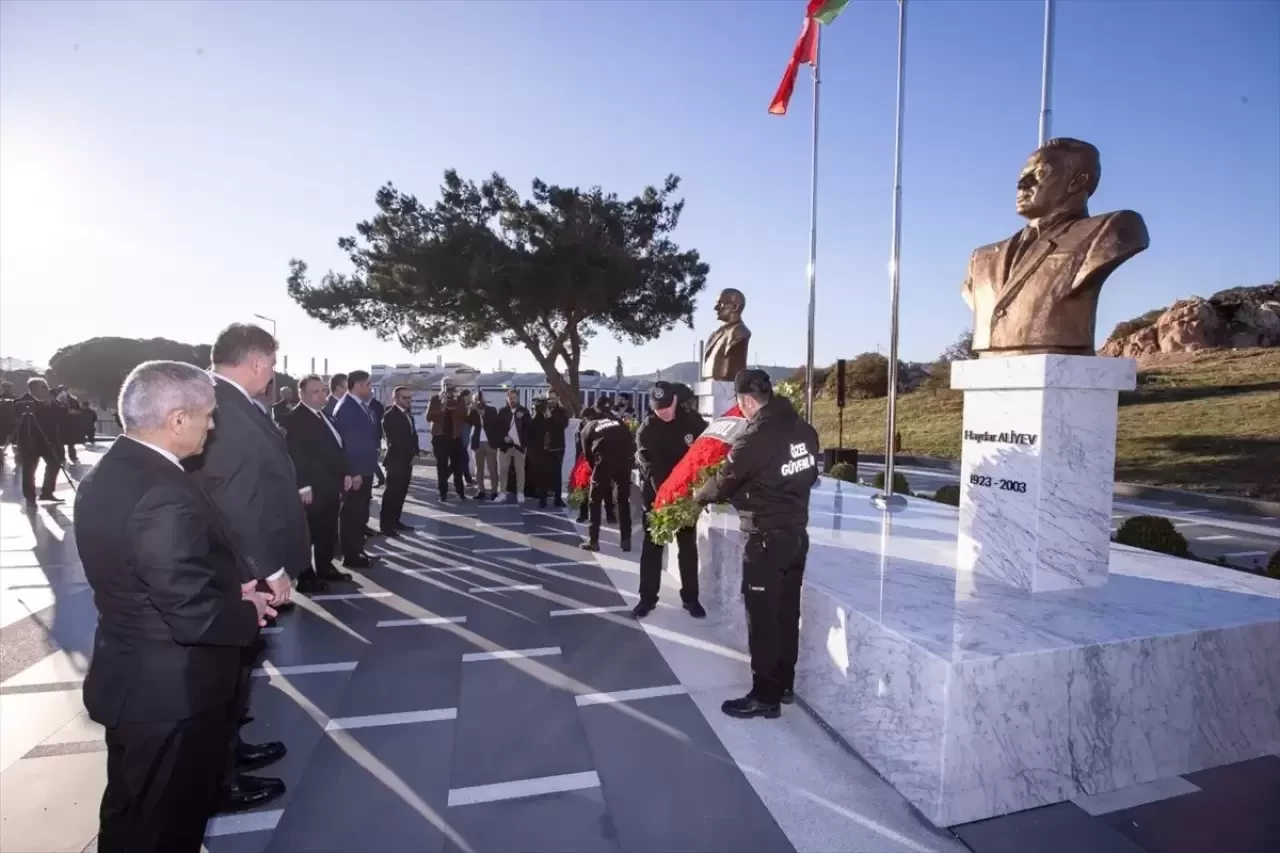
[
  {"x1": 650, "y1": 381, "x2": 678, "y2": 409},
  {"x1": 733, "y1": 368, "x2": 773, "y2": 396}
]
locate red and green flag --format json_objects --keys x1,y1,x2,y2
[{"x1": 769, "y1": 0, "x2": 851, "y2": 116}]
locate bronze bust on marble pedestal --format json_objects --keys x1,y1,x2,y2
[
  {"x1": 962, "y1": 138, "x2": 1150, "y2": 358},
  {"x1": 702, "y1": 288, "x2": 752, "y2": 381}
]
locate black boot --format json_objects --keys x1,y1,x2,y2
[{"x1": 721, "y1": 694, "x2": 781, "y2": 719}]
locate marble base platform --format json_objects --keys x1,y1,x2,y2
[
  {"x1": 694, "y1": 379, "x2": 736, "y2": 419},
  {"x1": 677, "y1": 481, "x2": 1280, "y2": 827},
  {"x1": 951, "y1": 355, "x2": 1137, "y2": 592}
]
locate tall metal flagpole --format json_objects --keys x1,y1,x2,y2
[
  {"x1": 803, "y1": 28, "x2": 822, "y2": 423},
  {"x1": 874, "y1": 0, "x2": 909, "y2": 511},
  {"x1": 1038, "y1": 0, "x2": 1055, "y2": 144}
]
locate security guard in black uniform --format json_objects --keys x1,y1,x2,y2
[
  {"x1": 695, "y1": 369, "x2": 819, "y2": 719},
  {"x1": 579, "y1": 407, "x2": 635, "y2": 552},
  {"x1": 0, "y1": 381, "x2": 16, "y2": 466},
  {"x1": 634, "y1": 381, "x2": 708, "y2": 619}
]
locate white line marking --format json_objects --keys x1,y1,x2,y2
[
  {"x1": 253, "y1": 661, "x2": 358, "y2": 677},
  {"x1": 461, "y1": 646, "x2": 561, "y2": 662},
  {"x1": 308, "y1": 591, "x2": 393, "y2": 601},
  {"x1": 576, "y1": 685, "x2": 688, "y2": 705},
  {"x1": 536, "y1": 531, "x2": 582, "y2": 539},
  {"x1": 468, "y1": 584, "x2": 542, "y2": 593},
  {"x1": 448, "y1": 770, "x2": 600, "y2": 806},
  {"x1": 1224, "y1": 550, "x2": 1268, "y2": 558},
  {"x1": 1197, "y1": 535, "x2": 1236, "y2": 541},
  {"x1": 260, "y1": 626, "x2": 283, "y2": 635},
  {"x1": 526, "y1": 560, "x2": 593, "y2": 569},
  {"x1": 550, "y1": 605, "x2": 633, "y2": 617},
  {"x1": 205, "y1": 808, "x2": 284, "y2": 837},
  {"x1": 474, "y1": 547, "x2": 532, "y2": 554},
  {"x1": 403, "y1": 566, "x2": 478, "y2": 575},
  {"x1": 376, "y1": 616, "x2": 467, "y2": 628},
  {"x1": 1178, "y1": 509, "x2": 1212, "y2": 515},
  {"x1": 427, "y1": 535, "x2": 477, "y2": 540},
  {"x1": 481, "y1": 521, "x2": 527, "y2": 528},
  {"x1": 325, "y1": 708, "x2": 457, "y2": 731}
]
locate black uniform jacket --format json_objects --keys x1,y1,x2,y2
[
  {"x1": 694, "y1": 396, "x2": 819, "y2": 531},
  {"x1": 636, "y1": 408, "x2": 707, "y2": 506}
]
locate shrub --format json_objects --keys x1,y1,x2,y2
[
  {"x1": 1267, "y1": 550, "x2": 1280, "y2": 579},
  {"x1": 1114, "y1": 516, "x2": 1189, "y2": 557},
  {"x1": 825, "y1": 352, "x2": 890, "y2": 400},
  {"x1": 871, "y1": 471, "x2": 911, "y2": 495},
  {"x1": 828, "y1": 462, "x2": 857, "y2": 483},
  {"x1": 1106, "y1": 308, "x2": 1164, "y2": 344},
  {"x1": 774, "y1": 379, "x2": 806, "y2": 412},
  {"x1": 933, "y1": 484, "x2": 960, "y2": 506}
]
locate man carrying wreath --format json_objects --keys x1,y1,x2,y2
[{"x1": 694, "y1": 369, "x2": 820, "y2": 720}]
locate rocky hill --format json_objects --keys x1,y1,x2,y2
[{"x1": 1101, "y1": 282, "x2": 1280, "y2": 359}]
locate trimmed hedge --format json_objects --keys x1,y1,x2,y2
[
  {"x1": 1114, "y1": 515, "x2": 1189, "y2": 558},
  {"x1": 827, "y1": 461, "x2": 858, "y2": 483},
  {"x1": 871, "y1": 471, "x2": 911, "y2": 495},
  {"x1": 1267, "y1": 550, "x2": 1280, "y2": 579},
  {"x1": 933, "y1": 484, "x2": 961, "y2": 506}
]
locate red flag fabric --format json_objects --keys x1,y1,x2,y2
[{"x1": 769, "y1": 0, "x2": 824, "y2": 116}]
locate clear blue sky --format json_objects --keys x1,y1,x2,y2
[{"x1": 2, "y1": 0, "x2": 1276, "y2": 376}]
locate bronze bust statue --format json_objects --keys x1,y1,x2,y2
[
  {"x1": 962, "y1": 138, "x2": 1149, "y2": 357},
  {"x1": 702, "y1": 288, "x2": 752, "y2": 381}
]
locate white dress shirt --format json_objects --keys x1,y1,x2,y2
[
  {"x1": 123, "y1": 435, "x2": 183, "y2": 469},
  {"x1": 507, "y1": 408, "x2": 520, "y2": 448},
  {"x1": 304, "y1": 403, "x2": 343, "y2": 446}
]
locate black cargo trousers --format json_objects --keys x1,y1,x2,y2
[
  {"x1": 741, "y1": 525, "x2": 809, "y2": 704},
  {"x1": 587, "y1": 461, "x2": 632, "y2": 547}
]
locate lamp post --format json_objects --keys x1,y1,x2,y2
[{"x1": 252, "y1": 314, "x2": 277, "y2": 338}]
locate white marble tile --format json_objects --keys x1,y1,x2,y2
[
  {"x1": 951, "y1": 354, "x2": 1137, "y2": 392},
  {"x1": 955, "y1": 356, "x2": 1135, "y2": 593},
  {"x1": 696, "y1": 488, "x2": 1280, "y2": 826},
  {"x1": 694, "y1": 379, "x2": 736, "y2": 419}
]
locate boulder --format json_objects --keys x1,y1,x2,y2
[{"x1": 1101, "y1": 282, "x2": 1280, "y2": 358}]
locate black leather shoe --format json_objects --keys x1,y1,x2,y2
[
  {"x1": 781, "y1": 688, "x2": 795, "y2": 705},
  {"x1": 620, "y1": 540, "x2": 632, "y2": 553},
  {"x1": 239, "y1": 715, "x2": 254, "y2": 727},
  {"x1": 380, "y1": 529, "x2": 400, "y2": 539},
  {"x1": 580, "y1": 540, "x2": 600, "y2": 552},
  {"x1": 396, "y1": 523, "x2": 416, "y2": 533},
  {"x1": 721, "y1": 695, "x2": 782, "y2": 719},
  {"x1": 236, "y1": 740, "x2": 286, "y2": 772},
  {"x1": 631, "y1": 601, "x2": 655, "y2": 619},
  {"x1": 364, "y1": 526, "x2": 378, "y2": 537},
  {"x1": 683, "y1": 601, "x2": 707, "y2": 619},
  {"x1": 296, "y1": 575, "x2": 328, "y2": 595},
  {"x1": 218, "y1": 775, "x2": 286, "y2": 813},
  {"x1": 343, "y1": 555, "x2": 371, "y2": 570},
  {"x1": 554, "y1": 499, "x2": 566, "y2": 508},
  {"x1": 317, "y1": 569, "x2": 354, "y2": 583}
]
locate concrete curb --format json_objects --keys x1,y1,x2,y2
[{"x1": 852, "y1": 453, "x2": 1280, "y2": 520}]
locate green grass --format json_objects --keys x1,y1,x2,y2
[{"x1": 812, "y1": 349, "x2": 1280, "y2": 500}]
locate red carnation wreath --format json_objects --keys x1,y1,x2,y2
[
  {"x1": 647, "y1": 405, "x2": 746, "y2": 545},
  {"x1": 566, "y1": 456, "x2": 592, "y2": 509}
]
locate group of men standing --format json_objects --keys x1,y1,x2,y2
[{"x1": 0, "y1": 378, "x2": 99, "y2": 501}]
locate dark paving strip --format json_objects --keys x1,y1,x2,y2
[
  {"x1": 952, "y1": 802, "x2": 1146, "y2": 853},
  {"x1": 578, "y1": 693, "x2": 795, "y2": 853},
  {"x1": 0, "y1": 679, "x2": 83, "y2": 695},
  {"x1": 1100, "y1": 756, "x2": 1280, "y2": 853},
  {"x1": 442, "y1": 787, "x2": 620, "y2": 853},
  {"x1": 23, "y1": 739, "x2": 107, "y2": 759}
]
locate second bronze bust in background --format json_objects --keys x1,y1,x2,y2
[{"x1": 962, "y1": 138, "x2": 1150, "y2": 358}]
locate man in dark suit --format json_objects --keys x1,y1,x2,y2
[
  {"x1": 332, "y1": 369, "x2": 381, "y2": 567},
  {"x1": 380, "y1": 384, "x2": 419, "y2": 535},
  {"x1": 77, "y1": 360, "x2": 274, "y2": 853},
  {"x1": 322, "y1": 373, "x2": 347, "y2": 417},
  {"x1": 284, "y1": 374, "x2": 354, "y2": 593},
  {"x1": 369, "y1": 394, "x2": 387, "y2": 489},
  {"x1": 185, "y1": 323, "x2": 310, "y2": 813},
  {"x1": 271, "y1": 385, "x2": 295, "y2": 425}
]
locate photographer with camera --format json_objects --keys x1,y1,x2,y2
[
  {"x1": 14, "y1": 377, "x2": 66, "y2": 506},
  {"x1": 426, "y1": 378, "x2": 468, "y2": 501}
]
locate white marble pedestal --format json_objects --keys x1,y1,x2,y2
[
  {"x1": 694, "y1": 379, "x2": 736, "y2": 419},
  {"x1": 688, "y1": 481, "x2": 1280, "y2": 827},
  {"x1": 950, "y1": 355, "x2": 1137, "y2": 592}
]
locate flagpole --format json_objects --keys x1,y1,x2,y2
[
  {"x1": 1038, "y1": 0, "x2": 1055, "y2": 144},
  {"x1": 874, "y1": 0, "x2": 908, "y2": 512},
  {"x1": 803, "y1": 28, "x2": 821, "y2": 424}
]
